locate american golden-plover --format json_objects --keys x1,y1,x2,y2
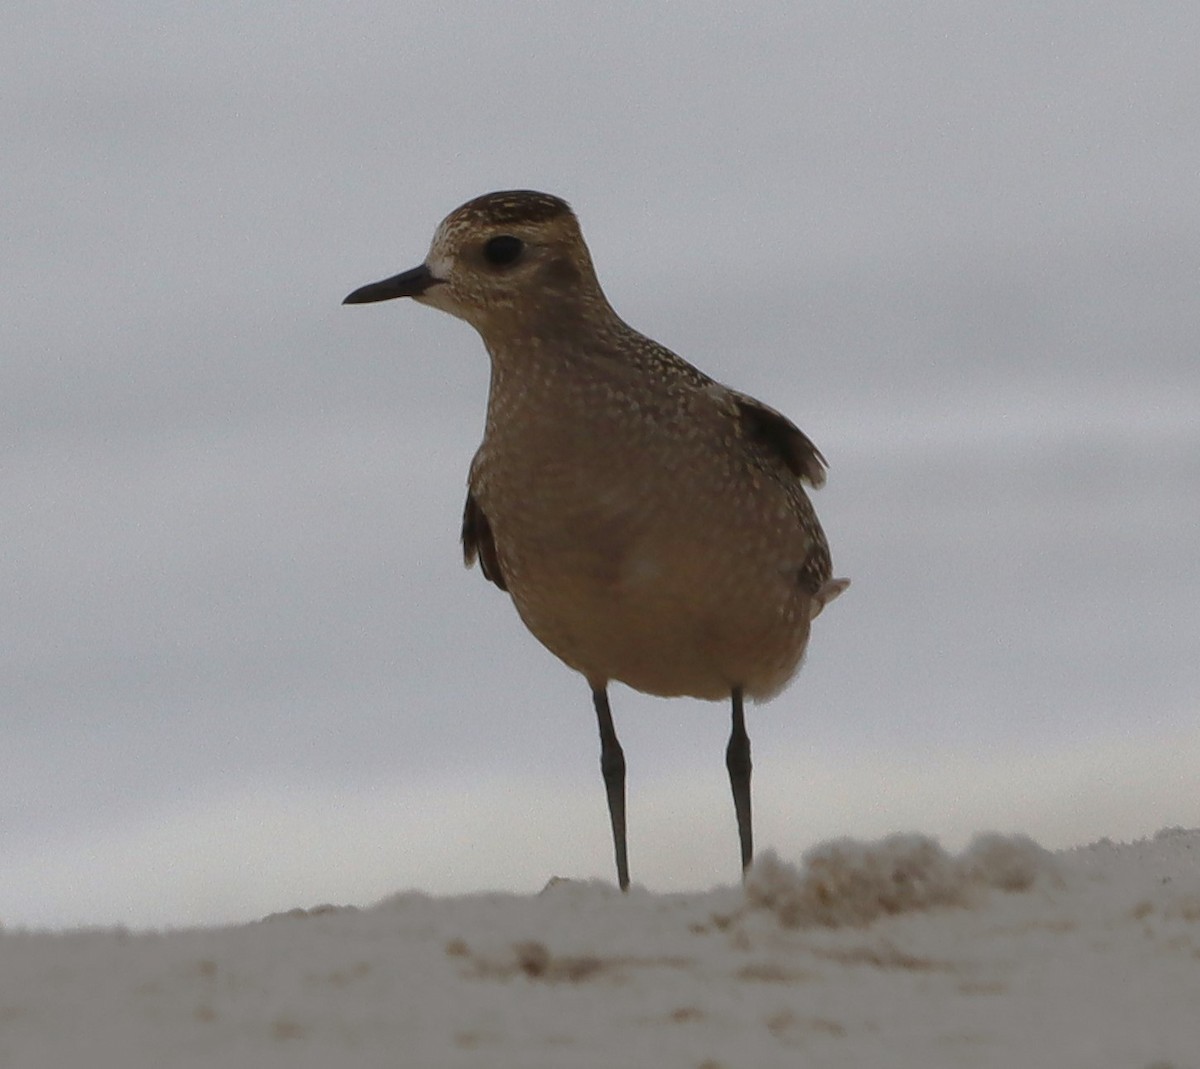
[{"x1": 345, "y1": 190, "x2": 848, "y2": 890}]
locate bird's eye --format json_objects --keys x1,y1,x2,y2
[{"x1": 482, "y1": 235, "x2": 524, "y2": 266}]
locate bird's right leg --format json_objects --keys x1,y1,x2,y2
[
  {"x1": 592, "y1": 686, "x2": 630, "y2": 891},
  {"x1": 726, "y1": 686, "x2": 753, "y2": 878}
]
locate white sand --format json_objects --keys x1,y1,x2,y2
[{"x1": 2, "y1": 828, "x2": 1197, "y2": 1068}]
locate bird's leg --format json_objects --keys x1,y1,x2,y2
[
  {"x1": 592, "y1": 686, "x2": 629, "y2": 891},
  {"x1": 726, "y1": 686, "x2": 753, "y2": 878}
]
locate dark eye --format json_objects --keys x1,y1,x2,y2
[{"x1": 482, "y1": 235, "x2": 524, "y2": 266}]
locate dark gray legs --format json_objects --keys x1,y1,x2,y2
[
  {"x1": 593, "y1": 685, "x2": 752, "y2": 891},
  {"x1": 726, "y1": 686, "x2": 753, "y2": 876},
  {"x1": 592, "y1": 686, "x2": 629, "y2": 891}
]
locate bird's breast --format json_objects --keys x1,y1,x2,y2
[{"x1": 474, "y1": 453, "x2": 819, "y2": 701}]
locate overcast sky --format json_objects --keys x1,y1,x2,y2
[{"x1": 4, "y1": 3, "x2": 1198, "y2": 929}]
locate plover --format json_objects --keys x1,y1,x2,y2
[{"x1": 345, "y1": 190, "x2": 848, "y2": 889}]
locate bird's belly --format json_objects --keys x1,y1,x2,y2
[{"x1": 505, "y1": 536, "x2": 812, "y2": 702}]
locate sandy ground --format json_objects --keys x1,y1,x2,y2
[{"x1": 1, "y1": 828, "x2": 1197, "y2": 1069}]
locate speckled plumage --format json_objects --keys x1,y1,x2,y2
[{"x1": 345, "y1": 190, "x2": 848, "y2": 889}]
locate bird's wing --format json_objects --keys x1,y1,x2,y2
[
  {"x1": 730, "y1": 391, "x2": 829, "y2": 489},
  {"x1": 461, "y1": 489, "x2": 508, "y2": 591}
]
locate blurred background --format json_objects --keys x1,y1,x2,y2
[{"x1": 3, "y1": 3, "x2": 1198, "y2": 928}]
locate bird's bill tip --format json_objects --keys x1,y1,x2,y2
[{"x1": 343, "y1": 264, "x2": 439, "y2": 305}]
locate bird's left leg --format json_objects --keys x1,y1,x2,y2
[{"x1": 592, "y1": 686, "x2": 630, "y2": 891}]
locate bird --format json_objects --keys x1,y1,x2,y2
[{"x1": 344, "y1": 190, "x2": 848, "y2": 891}]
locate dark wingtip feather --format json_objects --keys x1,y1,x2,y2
[
  {"x1": 734, "y1": 395, "x2": 828, "y2": 488},
  {"x1": 462, "y1": 491, "x2": 508, "y2": 591}
]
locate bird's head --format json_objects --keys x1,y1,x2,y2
[{"x1": 344, "y1": 190, "x2": 611, "y2": 335}]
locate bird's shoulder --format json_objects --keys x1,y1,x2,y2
[
  {"x1": 696, "y1": 383, "x2": 828, "y2": 489},
  {"x1": 595, "y1": 331, "x2": 831, "y2": 490},
  {"x1": 600, "y1": 327, "x2": 829, "y2": 489}
]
